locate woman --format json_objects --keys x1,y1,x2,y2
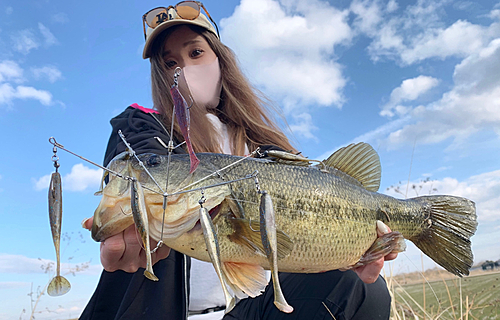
[{"x1": 81, "y1": 3, "x2": 396, "y2": 319}]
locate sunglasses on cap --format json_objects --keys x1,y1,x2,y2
[{"x1": 142, "y1": 1, "x2": 220, "y2": 39}]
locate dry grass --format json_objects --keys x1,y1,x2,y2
[{"x1": 386, "y1": 267, "x2": 500, "y2": 319}]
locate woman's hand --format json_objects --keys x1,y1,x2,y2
[
  {"x1": 353, "y1": 221, "x2": 398, "y2": 284},
  {"x1": 82, "y1": 217, "x2": 171, "y2": 273}
]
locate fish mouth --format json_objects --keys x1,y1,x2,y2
[
  {"x1": 191, "y1": 204, "x2": 222, "y2": 231},
  {"x1": 92, "y1": 188, "x2": 230, "y2": 242},
  {"x1": 91, "y1": 195, "x2": 134, "y2": 242},
  {"x1": 91, "y1": 152, "x2": 232, "y2": 242}
]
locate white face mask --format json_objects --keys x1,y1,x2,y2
[{"x1": 178, "y1": 57, "x2": 222, "y2": 110}]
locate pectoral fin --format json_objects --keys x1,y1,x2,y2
[
  {"x1": 227, "y1": 218, "x2": 293, "y2": 259},
  {"x1": 225, "y1": 195, "x2": 246, "y2": 219}
]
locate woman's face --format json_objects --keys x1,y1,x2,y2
[{"x1": 162, "y1": 25, "x2": 217, "y2": 72}]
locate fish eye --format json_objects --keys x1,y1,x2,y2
[{"x1": 146, "y1": 154, "x2": 162, "y2": 167}]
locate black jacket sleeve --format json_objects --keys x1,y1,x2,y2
[
  {"x1": 103, "y1": 106, "x2": 185, "y2": 166},
  {"x1": 80, "y1": 106, "x2": 190, "y2": 320}
]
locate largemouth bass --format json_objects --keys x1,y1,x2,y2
[{"x1": 92, "y1": 143, "x2": 477, "y2": 307}]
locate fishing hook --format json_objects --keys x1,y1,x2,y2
[{"x1": 248, "y1": 218, "x2": 259, "y2": 232}]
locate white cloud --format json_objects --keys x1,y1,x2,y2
[
  {"x1": 0, "y1": 60, "x2": 23, "y2": 83},
  {"x1": 9, "y1": 24, "x2": 57, "y2": 55},
  {"x1": 315, "y1": 116, "x2": 412, "y2": 160},
  {"x1": 385, "y1": 170, "x2": 500, "y2": 222},
  {"x1": 221, "y1": 0, "x2": 352, "y2": 115},
  {"x1": 384, "y1": 38, "x2": 500, "y2": 148},
  {"x1": 5, "y1": 6, "x2": 13, "y2": 15},
  {"x1": 386, "y1": 0, "x2": 398, "y2": 13},
  {"x1": 289, "y1": 112, "x2": 319, "y2": 140},
  {"x1": 489, "y1": 9, "x2": 500, "y2": 20},
  {"x1": 34, "y1": 174, "x2": 51, "y2": 191},
  {"x1": 352, "y1": 0, "x2": 499, "y2": 65},
  {"x1": 350, "y1": 0, "x2": 384, "y2": 34},
  {"x1": 38, "y1": 23, "x2": 58, "y2": 46},
  {"x1": 34, "y1": 164, "x2": 102, "y2": 192},
  {"x1": 0, "y1": 61, "x2": 62, "y2": 107},
  {"x1": 0, "y1": 83, "x2": 53, "y2": 106},
  {"x1": 398, "y1": 20, "x2": 487, "y2": 64},
  {"x1": 0, "y1": 282, "x2": 30, "y2": 289},
  {"x1": 11, "y1": 29, "x2": 39, "y2": 54},
  {"x1": 0, "y1": 83, "x2": 19, "y2": 104},
  {"x1": 0, "y1": 254, "x2": 102, "y2": 276},
  {"x1": 32, "y1": 65, "x2": 63, "y2": 83},
  {"x1": 15, "y1": 85, "x2": 52, "y2": 104},
  {"x1": 51, "y1": 12, "x2": 69, "y2": 24},
  {"x1": 64, "y1": 164, "x2": 102, "y2": 192},
  {"x1": 381, "y1": 75, "x2": 439, "y2": 117},
  {"x1": 390, "y1": 76, "x2": 439, "y2": 101}
]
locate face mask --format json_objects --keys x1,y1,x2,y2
[{"x1": 178, "y1": 57, "x2": 222, "y2": 110}]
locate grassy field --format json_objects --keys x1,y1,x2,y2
[{"x1": 387, "y1": 269, "x2": 500, "y2": 319}]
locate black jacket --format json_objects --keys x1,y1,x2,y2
[{"x1": 80, "y1": 107, "x2": 190, "y2": 320}]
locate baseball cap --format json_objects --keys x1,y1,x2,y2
[{"x1": 143, "y1": 4, "x2": 219, "y2": 59}]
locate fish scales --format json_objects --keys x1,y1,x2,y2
[{"x1": 193, "y1": 154, "x2": 418, "y2": 272}]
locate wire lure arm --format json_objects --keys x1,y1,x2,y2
[
  {"x1": 118, "y1": 130, "x2": 165, "y2": 194},
  {"x1": 48, "y1": 137, "x2": 134, "y2": 182}
]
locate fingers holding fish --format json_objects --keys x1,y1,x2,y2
[
  {"x1": 353, "y1": 258, "x2": 385, "y2": 284},
  {"x1": 384, "y1": 251, "x2": 398, "y2": 261},
  {"x1": 98, "y1": 224, "x2": 170, "y2": 273},
  {"x1": 376, "y1": 221, "x2": 399, "y2": 261},
  {"x1": 354, "y1": 221, "x2": 400, "y2": 283},
  {"x1": 105, "y1": 224, "x2": 143, "y2": 272},
  {"x1": 82, "y1": 216, "x2": 93, "y2": 230},
  {"x1": 135, "y1": 242, "x2": 171, "y2": 270}
]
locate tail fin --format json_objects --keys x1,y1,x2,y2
[{"x1": 411, "y1": 195, "x2": 477, "y2": 276}]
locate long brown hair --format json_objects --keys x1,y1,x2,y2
[{"x1": 150, "y1": 25, "x2": 295, "y2": 156}]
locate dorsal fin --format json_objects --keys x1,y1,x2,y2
[{"x1": 323, "y1": 142, "x2": 381, "y2": 192}]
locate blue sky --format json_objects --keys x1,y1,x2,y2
[{"x1": 1, "y1": 0, "x2": 499, "y2": 319}]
